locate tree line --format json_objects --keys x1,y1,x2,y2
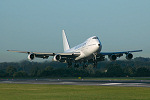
[{"x1": 0, "y1": 57, "x2": 150, "y2": 78}]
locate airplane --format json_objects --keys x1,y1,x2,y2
[{"x1": 7, "y1": 30, "x2": 142, "y2": 68}]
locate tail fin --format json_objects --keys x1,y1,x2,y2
[{"x1": 62, "y1": 30, "x2": 70, "y2": 51}]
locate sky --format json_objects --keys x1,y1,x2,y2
[{"x1": 0, "y1": 0, "x2": 150, "y2": 62}]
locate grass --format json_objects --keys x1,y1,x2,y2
[{"x1": 0, "y1": 84, "x2": 149, "y2": 100}]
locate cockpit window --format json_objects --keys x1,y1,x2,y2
[{"x1": 92, "y1": 37, "x2": 98, "y2": 39}]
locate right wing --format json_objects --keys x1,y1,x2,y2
[{"x1": 7, "y1": 50, "x2": 80, "y2": 59}]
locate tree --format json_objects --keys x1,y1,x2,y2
[
  {"x1": 106, "y1": 64, "x2": 124, "y2": 77},
  {"x1": 45, "y1": 66, "x2": 54, "y2": 71},
  {"x1": 6, "y1": 66, "x2": 17, "y2": 77},
  {"x1": 0, "y1": 70, "x2": 6, "y2": 77},
  {"x1": 94, "y1": 70, "x2": 104, "y2": 77},
  {"x1": 13, "y1": 71, "x2": 28, "y2": 78},
  {"x1": 136, "y1": 67, "x2": 150, "y2": 77},
  {"x1": 30, "y1": 67, "x2": 39, "y2": 77},
  {"x1": 39, "y1": 66, "x2": 54, "y2": 77},
  {"x1": 86, "y1": 64, "x2": 95, "y2": 76},
  {"x1": 123, "y1": 66, "x2": 136, "y2": 77}
]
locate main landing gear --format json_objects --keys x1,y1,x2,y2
[
  {"x1": 67, "y1": 61, "x2": 96, "y2": 68},
  {"x1": 67, "y1": 62, "x2": 85, "y2": 68},
  {"x1": 93, "y1": 61, "x2": 97, "y2": 68},
  {"x1": 93, "y1": 53, "x2": 98, "y2": 68},
  {"x1": 66, "y1": 54, "x2": 99, "y2": 68}
]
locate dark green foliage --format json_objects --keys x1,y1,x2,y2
[
  {"x1": 0, "y1": 57, "x2": 150, "y2": 78},
  {"x1": 13, "y1": 71, "x2": 28, "y2": 78},
  {"x1": 0, "y1": 70, "x2": 6, "y2": 77},
  {"x1": 123, "y1": 66, "x2": 136, "y2": 77},
  {"x1": 30, "y1": 66, "x2": 39, "y2": 77},
  {"x1": 94, "y1": 70, "x2": 104, "y2": 77},
  {"x1": 136, "y1": 67, "x2": 150, "y2": 77},
  {"x1": 6, "y1": 66, "x2": 17, "y2": 77},
  {"x1": 106, "y1": 64, "x2": 124, "y2": 77}
]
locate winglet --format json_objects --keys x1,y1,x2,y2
[{"x1": 62, "y1": 30, "x2": 70, "y2": 51}]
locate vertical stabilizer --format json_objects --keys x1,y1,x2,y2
[{"x1": 62, "y1": 30, "x2": 70, "y2": 52}]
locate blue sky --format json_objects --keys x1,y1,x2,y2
[{"x1": 0, "y1": 0, "x2": 150, "y2": 62}]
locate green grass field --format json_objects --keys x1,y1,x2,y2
[{"x1": 0, "y1": 84, "x2": 150, "y2": 100}]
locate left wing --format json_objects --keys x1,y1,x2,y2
[
  {"x1": 98, "y1": 50, "x2": 142, "y2": 61},
  {"x1": 100, "y1": 50, "x2": 142, "y2": 55}
]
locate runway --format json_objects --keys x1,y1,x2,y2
[{"x1": 0, "y1": 79, "x2": 150, "y2": 87}]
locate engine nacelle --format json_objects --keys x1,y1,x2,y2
[
  {"x1": 109, "y1": 54, "x2": 117, "y2": 61},
  {"x1": 53, "y1": 54, "x2": 62, "y2": 61},
  {"x1": 126, "y1": 53, "x2": 133, "y2": 60},
  {"x1": 28, "y1": 54, "x2": 35, "y2": 60}
]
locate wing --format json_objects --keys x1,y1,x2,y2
[
  {"x1": 7, "y1": 50, "x2": 80, "y2": 59},
  {"x1": 100, "y1": 50, "x2": 142, "y2": 56},
  {"x1": 97, "y1": 50, "x2": 142, "y2": 61}
]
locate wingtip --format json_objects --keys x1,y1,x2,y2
[{"x1": 138, "y1": 50, "x2": 143, "y2": 52}]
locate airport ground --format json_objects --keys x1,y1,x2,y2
[
  {"x1": 0, "y1": 78, "x2": 150, "y2": 100},
  {"x1": 0, "y1": 84, "x2": 150, "y2": 100}
]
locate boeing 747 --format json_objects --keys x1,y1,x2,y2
[{"x1": 7, "y1": 30, "x2": 142, "y2": 68}]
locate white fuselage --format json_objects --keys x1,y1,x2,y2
[{"x1": 65, "y1": 36, "x2": 102, "y2": 61}]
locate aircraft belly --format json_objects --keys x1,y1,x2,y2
[
  {"x1": 82, "y1": 48, "x2": 91, "y2": 57},
  {"x1": 75, "y1": 51, "x2": 85, "y2": 60},
  {"x1": 75, "y1": 47, "x2": 94, "y2": 60}
]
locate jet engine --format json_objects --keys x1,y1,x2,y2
[
  {"x1": 28, "y1": 54, "x2": 35, "y2": 60},
  {"x1": 109, "y1": 54, "x2": 117, "y2": 61},
  {"x1": 126, "y1": 53, "x2": 133, "y2": 60},
  {"x1": 53, "y1": 54, "x2": 62, "y2": 61}
]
